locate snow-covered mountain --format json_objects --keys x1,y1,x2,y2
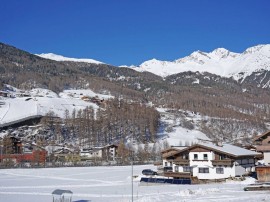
[
  {"x1": 131, "y1": 44, "x2": 270, "y2": 80},
  {"x1": 36, "y1": 53, "x2": 104, "y2": 64}
]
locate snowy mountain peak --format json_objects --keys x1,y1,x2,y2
[
  {"x1": 140, "y1": 58, "x2": 163, "y2": 65},
  {"x1": 36, "y1": 53, "x2": 104, "y2": 64},
  {"x1": 210, "y1": 48, "x2": 230, "y2": 57},
  {"x1": 130, "y1": 44, "x2": 270, "y2": 79},
  {"x1": 190, "y1": 50, "x2": 208, "y2": 57},
  {"x1": 243, "y1": 44, "x2": 270, "y2": 54}
]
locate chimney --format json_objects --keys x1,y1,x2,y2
[{"x1": 216, "y1": 142, "x2": 223, "y2": 147}]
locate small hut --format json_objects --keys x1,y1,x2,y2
[
  {"x1": 256, "y1": 166, "x2": 270, "y2": 182},
  {"x1": 52, "y1": 189, "x2": 73, "y2": 202}
]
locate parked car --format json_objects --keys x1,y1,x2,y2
[{"x1": 142, "y1": 169, "x2": 158, "y2": 176}]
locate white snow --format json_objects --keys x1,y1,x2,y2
[
  {"x1": 198, "y1": 142, "x2": 260, "y2": 156},
  {"x1": 163, "y1": 126, "x2": 210, "y2": 147},
  {"x1": 35, "y1": 53, "x2": 104, "y2": 64},
  {"x1": 156, "y1": 108, "x2": 210, "y2": 146},
  {"x1": 0, "y1": 165, "x2": 268, "y2": 202},
  {"x1": 29, "y1": 88, "x2": 59, "y2": 98},
  {"x1": 59, "y1": 89, "x2": 114, "y2": 100},
  {"x1": 130, "y1": 44, "x2": 270, "y2": 80},
  {"x1": 0, "y1": 87, "x2": 115, "y2": 126},
  {"x1": 0, "y1": 97, "x2": 98, "y2": 125}
]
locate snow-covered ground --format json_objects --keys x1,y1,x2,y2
[
  {"x1": 0, "y1": 97, "x2": 98, "y2": 125},
  {"x1": 59, "y1": 89, "x2": 113, "y2": 100},
  {"x1": 0, "y1": 165, "x2": 269, "y2": 202},
  {"x1": 157, "y1": 108, "x2": 210, "y2": 146},
  {"x1": 0, "y1": 88, "x2": 114, "y2": 126}
]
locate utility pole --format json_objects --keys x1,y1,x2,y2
[{"x1": 131, "y1": 131, "x2": 134, "y2": 202}]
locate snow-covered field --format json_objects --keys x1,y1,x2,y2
[{"x1": 0, "y1": 165, "x2": 269, "y2": 202}]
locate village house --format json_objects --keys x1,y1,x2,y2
[
  {"x1": 80, "y1": 144, "x2": 118, "y2": 161},
  {"x1": 102, "y1": 144, "x2": 118, "y2": 161},
  {"x1": 0, "y1": 139, "x2": 46, "y2": 166},
  {"x1": 53, "y1": 147, "x2": 75, "y2": 162},
  {"x1": 80, "y1": 147, "x2": 103, "y2": 160},
  {"x1": 253, "y1": 130, "x2": 270, "y2": 165},
  {"x1": 162, "y1": 142, "x2": 261, "y2": 180}
]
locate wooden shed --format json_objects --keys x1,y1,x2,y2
[{"x1": 256, "y1": 166, "x2": 270, "y2": 182}]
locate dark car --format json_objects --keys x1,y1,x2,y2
[{"x1": 142, "y1": 169, "x2": 158, "y2": 176}]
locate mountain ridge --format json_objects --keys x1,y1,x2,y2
[
  {"x1": 131, "y1": 44, "x2": 270, "y2": 80},
  {"x1": 36, "y1": 53, "x2": 104, "y2": 64}
]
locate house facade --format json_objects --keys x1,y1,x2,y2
[
  {"x1": 162, "y1": 142, "x2": 260, "y2": 180},
  {"x1": 254, "y1": 131, "x2": 270, "y2": 165},
  {"x1": 80, "y1": 148, "x2": 103, "y2": 160},
  {"x1": 80, "y1": 144, "x2": 118, "y2": 161},
  {"x1": 102, "y1": 144, "x2": 118, "y2": 161}
]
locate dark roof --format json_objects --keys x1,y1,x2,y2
[
  {"x1": 254, "y1": 131, "x2": 270, "y2": 141},
  {"x1": 52, "y1": 189, "x2": 73, "y2": 195},
  {"x1": 256, "y1": 145, "x2": 270, "y2": 152},
  {"x1": 161, "y1": 147, "x2": 181, "y2": 154}
]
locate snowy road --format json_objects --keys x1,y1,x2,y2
[{"x1": 0, "y1": 165, "x2": 269, "y2": 202}]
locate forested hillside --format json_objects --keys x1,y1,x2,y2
[{"x1": 1, "y1": 42, "x2": 270, "y2": 145}]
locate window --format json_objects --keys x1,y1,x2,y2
[
  {"x1": 248, "y1": 159, "x2": 254, "y2": 164},
  {"x1": 241, "y1": 159, "x2": 248, "y2": 164},
  {"x1": 219, "y1": 154, "x2": 227, "y2": 160},
  {"x1": 199, "y1": 168, "x2": 209, "y2": 173},
  {"x1": 216, "y1": 167, "x2": 224, "y2": 174},
  {"x1": 194, "y1": 154, "x2": 198, "y2": 160},
  {"x1": 183, "y1": 166, "x2": 193, "y2": 172},
  {"x1": 203, "y1": 154, "x2": 208, "y2": 160},
  {"x1": 165, "y1": 162, "x2": 168, "y2": 167},
  {"x1": 175, "y1": 166, "x2": 179, "y2": 172}
]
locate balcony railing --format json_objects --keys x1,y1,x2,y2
[
  {"x1": 211, "y1": 159, "x2": 233, "y2": 166},
  {"x1": 173, "y1": 159, "x2": 189, "y2": 165},
  {"x1": 164, "y1": 171, "x2": 191, "y2": 178}
]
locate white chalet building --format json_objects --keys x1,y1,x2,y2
[
  {"x1": 80, "y1": 148, "x2": 103, "y2": 159},
  {"x1": 162, "y1": 142, "x2": 261, "y2": 180},
  {"x1": 79, "y1": 144, "x2": 118, "y2": 161}
]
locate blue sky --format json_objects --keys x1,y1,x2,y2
[{"x1": 1, "y1": 0, "x2": 270, "y2": 66}]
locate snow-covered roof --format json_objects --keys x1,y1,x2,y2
[
  {"x1": 197, "y1": 142, "x2": 261, "y2": 157},
  {"x1": 52, "y1": 189, "x2": 73, "y2": 195},
  {"x1": 167, "y1": 142, "x2": 261, "y2": 158}
]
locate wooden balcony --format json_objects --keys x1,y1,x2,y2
[
  {"x1": 211, "y1": 159, "x2": 233, "y2": 166},
  {"x1": 173, "y1": 159, "x2": 190, "y2": 165},
  {"x1": 164, "y1": 172, "x2": 191, "y2": 179}
]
